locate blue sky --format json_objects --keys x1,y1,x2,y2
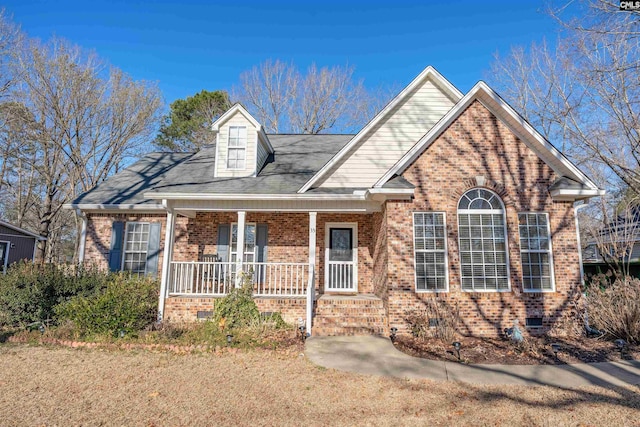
[{"x1": 4, "y1": 0, "x2": 562, "y2": 105}]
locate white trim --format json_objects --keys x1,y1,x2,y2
[
  {"x1": 144, "y1": 192, "x2": 368, "y2": 201},
  {"x1": 0, "y1": 240, "x2": 10, "y2": 274},
  {"x1": 550, "y1": 188, "x2": 606, "y2": 201},
  {"x1": 574, "y1": 202, "x2": 589, "y2": 287},
  {"x1": 412, "y1": 212, "x2": 449, "y2": 293},
  {"x1": 158, "y1": 209, "x2": 175, "y2": 321},
  {"x1": 298, "y1": 66, "x2": 462, "y2": 193},
  {"x1": 324, "y1": 222, "x2": 358, "y2": 293},
  {"x1": 374, "y1": 81, "x2": 601, "y2": 195},
  {"x1": 121, "y1": 221, "x2": 151, "y2": 275},
  {"x1": 0, "y1": 219, "x2": 46, "y2": 240},
  {"x1": 226, "y1": 125, "x2": 247, "y2": 170},
  {"x1": 457, "y1": 188, "x2": 511, "y2": 292},
  {"x1": 75, "y1": 208, "x2": 87, "y2": 263},
  {"x1": 517, "y1": 212, "x2": 556, "y2": 293},
  {"x1": 212, "y1": 104, "x2": 262, "y2": 133},
  {"x1": 230, "y1": 221, "x2": 257, "y2": 264},
  {"x1": 235, "y1": 211, "x2": 246, "y2": 287},
  {"x1": 64, "y1": 203, "x2": 165, "y2": 211},
  {"x1": 213, "y1": 132, "x2": 220, "y2": 178}
]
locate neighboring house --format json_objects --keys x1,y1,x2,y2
[
  {"x1": 0, "y1": 219, "x2": 46, "y2": 273},
  {"x1": 67, "y1": 66, "x2": 604, "y2": 337},
  {"x1": 583, "y1": 208, "x2": 640, "y2": 277}
]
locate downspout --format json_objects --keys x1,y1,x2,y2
[
  {"x1": 574, "y1": 201, "x2": 602, "y2": 336},
  {"x1": 574, "y1": 201, "x2": 589, "y2": 287},
  {"x1": 74, "y1": 208, "x2": 87, "y2": 264}
]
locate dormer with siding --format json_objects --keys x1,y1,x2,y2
[{"x1": 212, "y1": 104, "x2": 273, "y2": 178}]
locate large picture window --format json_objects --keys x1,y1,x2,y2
[
  {"x1": 122, "y1": 222, "x2": 150, "y2": 274},
  {"x1": 227, "y1": 126, "x2": 247, "y2": 169},
  {"x1": 413, "y1": 212, "x2": 448, "y2": 291},
  {"x1": 518, "y1": 213, "x2": 554, "y2": 291},
  {"x1": 458, "y1": 189, "x2": 510, "y2": 291}
]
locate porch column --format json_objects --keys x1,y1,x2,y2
[
  {"x1": 306, "y1": 211, "x2": 317, "y2": 335},
  {"x1": 158, "y1": 208, "x2": 176, "y2": 321},
  {"x1": 235, "y1": 211, "x2": 246, "y2": 288},
  {"x1": 74, "y1": 208, "x2": 87, "y2": 264}
]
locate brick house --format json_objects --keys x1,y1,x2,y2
[{"x1": 68, "y1": 66, "x2": 603, "y2": 336}]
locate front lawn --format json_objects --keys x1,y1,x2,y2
[{"x1": 0, "y1": 344, "x2": 638, "y2": 426}]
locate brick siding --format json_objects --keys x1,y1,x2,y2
[{"x1": 385, "y1": 100, "x2": 581, "y2": 336}]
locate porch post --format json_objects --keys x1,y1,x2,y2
[
  {"x1": 236, "y1": 211, "x2": 246, "y2": 288},
  {"x1": 158, "y1": 207, "x2": 176, "y2": 321},
  {"x1": 307, "y1": 211, "x2": 317, "y2": 335}
]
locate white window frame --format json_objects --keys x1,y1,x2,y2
[
  {"x1": 227, "y1": 126, "x2": 247, "y2": 170},
  {"x1": 121, "y1": 222, "x2": 151, "y2": 275},
  {"x1": 0, "y1": 240, "x2": 10, "y2": 274},
  {"x1": 230, "y1": 222, "x2": 257, "y2": 263},
  {"x1": 457, "y1": 189, "x2": 511, "y2": 292},
  {"x1": 412, "y1": 212, "x2": 449, "y2": 293},
  {"x1": 518, "y1": 212, "x2": 556, "y2": 293}
]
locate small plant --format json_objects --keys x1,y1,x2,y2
[
  {"x1": 213, "y1": 273, "x2": 260, "y2": 330},
  {"x1": 405, "y1": 299, "x2": 461, "y2": 342},
  {"x1": 585, "y1": 275, "x2": 640, "y2": 344}
]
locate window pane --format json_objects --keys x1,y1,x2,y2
[
  {"x1": 518, "y1": 213, "x2": 553, "y2": 291},
  {"x1": 457, "y1": 189, "x2": 509, "y2": 291},
  {"x1": 413, "y1": 213, "x2": 447, "y2": 291},
  {"x1": 122, "y1": 222, "x2": 150, "y2": 274}
]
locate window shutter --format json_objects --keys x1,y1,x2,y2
[
  {"x1": 108, "y1": 221, "x2": 125, "y2": 272},
  {"x1": 146, "y1": 222, "x2": 161, "y2": 277},
  {"x1": 217, "y1": 224, "x2": 230, "y2": 262},
  {"x1": 256, "y1": 224, "x2": 268, "y2": 262}
]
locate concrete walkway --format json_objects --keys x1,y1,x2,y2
[{"x1": 305, "y1": 336, "x2": 640, "y2": 388}]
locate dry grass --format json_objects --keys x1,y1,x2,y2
[{"x1": 0, "y1": 344, "x2": 639, "y2": 426}]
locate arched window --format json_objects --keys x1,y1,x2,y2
[{"x1": 457, "y1": 189, "x2": 510, "y2": 291}]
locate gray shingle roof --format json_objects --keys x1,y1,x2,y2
[
  {"x1": 72, "y1": 134, "x2": 356, "y2": 205},
  {"x1": 145, "y1": 134, "x2": 354, "y2": 196},
  {"x1": 72, "y1": 152, "x2": 192, "y2": 205}
]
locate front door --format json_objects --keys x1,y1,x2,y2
[{"x1": 325, "y1": 224, "x2": 357, "y2": 292}]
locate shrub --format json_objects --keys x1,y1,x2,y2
[
  {"x1": 213, "y1": 275, "x2": 260, "y2": 330},
  {"x1": 0, "y1": 262, "x2": 109, "y2": 327},
  {"x1": 55, "y1": 273, "x2": 158, "y2": 337},
  {"x1": 585, "y1": 276, "x2": 640, "y2": 344},
  {"x1": 405, "y1": 299, "x2": 461, "y2": 342}
]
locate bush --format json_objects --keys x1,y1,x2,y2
[
  {"x1": 405, "y1": 299, "x2": 461, "y2": 342},
  {"x1": 55, "y1": 273, "x2": 158, "y2": 337},
  {"x1": 213, "y1": 275, "x2": 260, "y2": 330},
  {"x1": 585, "y1": 275, "x2": 640, "y2": 344},
  {"x1": 0, "y1": 262, "x2": 109, "y2": 327}
]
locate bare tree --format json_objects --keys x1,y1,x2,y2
[
  {"x1": 234, "y1": 60, "x2": 379, "y2": 134},
  {"x1": 8, "y1": 37, "x2": 162, "y2": 261},
  {"x1": 489, "y1": 0, "x2": 640, "y2": 194}
]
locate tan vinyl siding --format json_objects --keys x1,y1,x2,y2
[
  {"x1": 318, "y1": 78, "x2": 456, "y2": 188},
  {"x1": 257, "y1": 139, "x2": 269, "y2": 173},
  {"x1": 216, "y1": 111, "x2": 258, "y2": 178}
]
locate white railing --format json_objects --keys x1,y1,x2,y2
[
  {"x1": 326, "y1": 261, "x2": 356, "y2": 291},
  {"x1": 168, "y1": 261, "x2": 309, "y2": 297},
  {"x1": 169, "y1": 261, "x2": 234, "y2": 296}
]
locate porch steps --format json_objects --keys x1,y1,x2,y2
[{"x1": 312, "y1": 294, "x2": 388, "y2": 337}]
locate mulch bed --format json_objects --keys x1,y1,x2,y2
[{"x1": 394, "y1": 334, "x2": 639, "y2": 365}]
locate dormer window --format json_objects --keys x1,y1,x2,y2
[{"x1": 227, "y1": 126, "x2": 247, "y2": 169}]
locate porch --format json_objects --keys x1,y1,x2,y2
[{"x1": 157, "y1": 208, "x2": 383, "y2": 335}]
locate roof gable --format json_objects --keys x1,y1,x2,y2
[
  {"x1": 374, "y1": 81, "x2": 603, "y2": 199},
  {"x1": 298, "y1": 66, "x2": 462, "y2": 192}
]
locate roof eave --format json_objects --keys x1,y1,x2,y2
[{"x1": 549, "y1": 188, "x2": 606, "y2": 201}]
